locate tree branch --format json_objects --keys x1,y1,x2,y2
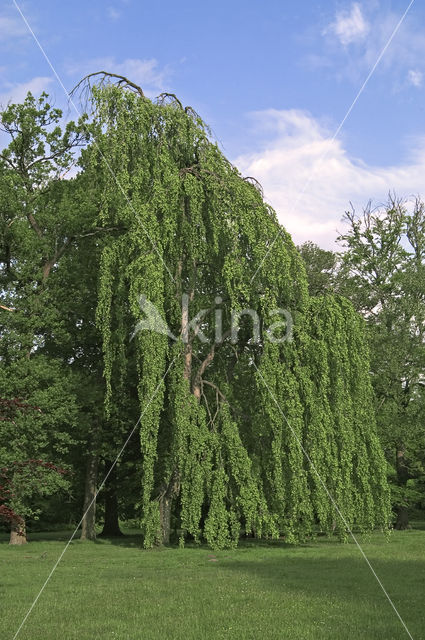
[
  {"x1": 192, "y1": 329, "x2": 231, "y2": 400},
  {"x1": 71, "y1": 71, "x2": 146, "y2": 100},
  {"x1": 201, "y1": 379, "x2": 227, "y2": 403},
  {"x1": 27, "y1": 211, "x2": 43, "y2": 238}
]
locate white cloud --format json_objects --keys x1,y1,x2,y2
[
  {"x1": 0, "y1": 76, "x2": 53, "y2": 106},
  {"x1": 234, "y1": 109, "x2": 425, "y2": 248},
  {"x1": 0, "y1": 14, "x2": 28, "y2": 41},
  {"x1": 407, "y1": 69, "x2": 422, "y2": 88},
  {"x1": 317, "y1": 4, "x2": 425, "y2": 93},
  {"x1": 361, "y1": 12, "x2": 425, "y2": 75},
  {"x1": 66, "y1": 57, "x2": 168, "y2": 97},
  {"x1": 325, "y1": 3, "x2": 369, "y2": 46}
]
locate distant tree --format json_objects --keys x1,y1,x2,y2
[
  {"x1": 337, "y1": 196, "x2": 425, "y2": 529},
  {"x1": 0, "y1": 398, "x2": 69, "y2": 544},
  {"x1": 0, "y1": 459, "x2": 69, "y2": 545},
  {"x1": 297, "y1": 241, "x2": 338, "y2": 297}
]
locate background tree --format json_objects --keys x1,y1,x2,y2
[
  {"x1": 0, "y1": 93, "x2": 97, "y2": 539},
  {"x1": 336, "y1": 197, "x2": 425, "y2": 529},
  {"x1": 0, "y1": 398, "x2": 70, "y2": 544},
  {"x1": 297, "y1": 241, "x2": 338, "y2": 297},
  {"x1": 0, "y1": 91, "x2": 135, "y2": 541}
]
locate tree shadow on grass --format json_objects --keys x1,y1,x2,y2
[
  {"x1": 220, "y1": 552, "x2": 425, "y2": 638},
  {"x1": 1, "y1": 528, "x2": 144, "y2": 547}
]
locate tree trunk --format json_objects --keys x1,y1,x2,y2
[
  {"x1": 80, "y1": 453, "x2": 98, "y2": 540},
  {"x1": 159, "y1": 492, "x2": 173, "y2": 545},
  {"x1": 395, "y1": 506, "x2": 409, "y2": 530},
  {"x1": 10, "y1": 517, "x2": 27, "y2": 545},
  {"x1": 159, "y1": 470, "x2": 180, "y2": 545},
  {"x1": 99, "y1": 463, "x2": 123, "y2": 537},
  {"x1": 395, "y1": 446, "x2": 409, "y2": 530}
]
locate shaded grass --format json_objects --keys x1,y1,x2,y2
[{"x1": 0, "y1": 526, "x2": 424, "y2": 639}]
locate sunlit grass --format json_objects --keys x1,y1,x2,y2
[{"x1": 1, "y1": 525, "x2": 424, "y2": 639}]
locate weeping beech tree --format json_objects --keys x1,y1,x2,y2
[
  {"x1": 301, "y1": 296, "x2": 390, "y2": 536},
  {"x1": 78, "y1": 74, "x2": 390, "y2": 548}
]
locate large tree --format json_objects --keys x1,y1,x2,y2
[
  {"x1": 0, "y1": 93, "x2": 108, "y2": 541},
  {"x1": 0, "y1": 90, "x2": 139, "y2": 542},
  {"x1": 78, "y1": 74, "x2": 390, "y2": 548}
]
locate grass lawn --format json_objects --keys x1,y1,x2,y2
[{"x1": 1, "y1": 525, "x2": 424, "y2": 640}]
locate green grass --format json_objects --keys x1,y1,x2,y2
[{"x1": 1, "y1": 526, "x2": 424, "y2": 640}]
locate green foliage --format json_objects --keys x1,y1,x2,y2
[
  {"x1": 0, "y1": 93, "x2": 94, "y2": 530},
  {"x1": 337, "y1": 197, "x2": 425, "y2": 524},
  {"x1": 0, "y1": 83, "x2": 392, "y2": 546},
  {"x1": 1, "y1": 460, "x2": 69, "y2": 525},
  {"x1": 84, "y1": 79, "x2": 390, "y2": 548},
  {"x1": 297, "y1": 241, "x2": 338, "y2": 296}
]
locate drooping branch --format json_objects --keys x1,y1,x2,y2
[
  {"x1": 157, "y1": 92, "x2": 183, "y2": 110},
  {"x1": 243, "y1": 176, "x2": 264, "y2": 198},
  {"x1": 201, "y1": 379, "x2": 228, "y2": 403},
  {"x1": 71, "y1": 71, "x2": 146, "y2": 102}
]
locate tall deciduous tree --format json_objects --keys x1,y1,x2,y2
[
  {"x1": 0, "y1": 93, "x2": 95, "y2": 540},
  {"x1": 79, "y1": 74, "x2": 389, "y2": 548},
  {"x1": 337, "y1": 197, "x2": 425, "y2": 529}
]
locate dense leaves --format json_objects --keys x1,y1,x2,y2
[
  {"x1": 299, "y1": 198, "x2": 425, "y2": 528},
  {"x1": 337, "y1": 198, "x2": 425, "y2": 528},
  {"x1": 83, "y1": 78, "x2": 390, "y2": 548}
]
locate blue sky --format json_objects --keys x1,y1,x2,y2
[{"x1": 1, "y1": 0, "x2": 425, "y2": 246}]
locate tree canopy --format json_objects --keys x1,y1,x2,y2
[{"x1": 77, "y1": 76, "x2": 390, "y2": 547}]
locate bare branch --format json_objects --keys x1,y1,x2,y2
[
  {"x1": 157, "y1": 93, "x2": 183, "y2": 109},
  {"x1": 201, "y1": 379, "x2": 228, "y2": 403},
  {"x1": 243, "y1": 176, "x2": 264, "y2": 198},
  {"x1": 193, "y1": 329, "x2": 232, "y2": 400},
  {"x1": 71, "y1": 71, "x2": 146, "y2": 101}
]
